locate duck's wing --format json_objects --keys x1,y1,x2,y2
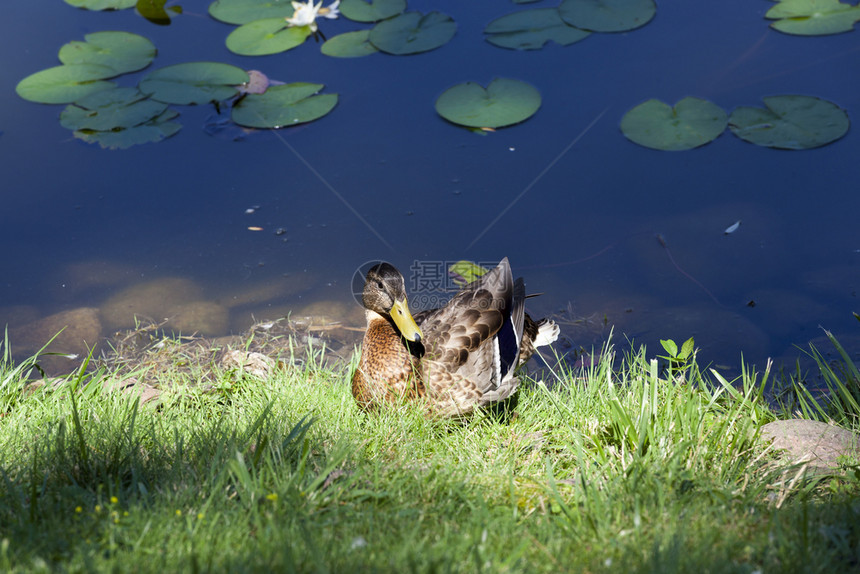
[{"x1": 415, "y1": 259, "x2": 528, "y2": 413}]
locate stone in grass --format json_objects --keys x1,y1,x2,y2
[{"x1": 761, "y1": 419, "x2": 860, "y2": 475}]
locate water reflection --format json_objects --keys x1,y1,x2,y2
[{"x1": 1, "y1": 0, "x2": 858, "y2": 375}]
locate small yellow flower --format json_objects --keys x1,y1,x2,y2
[
  {"x1": 95, "y1": 505, "x2": 102, "y2": 513},
  {"x1": 175, "y1": 509, "x2": 182, "y2": 516},
  {"x1": 75, "y1": 506, "x2": 82, "y2": 513},
  {"x1": 110, "y1": 496, "x2": 118, "y2": 504},
  {"x1": 266, "y1": 493, "x2": 278, "y2": 502},
  {"x1": 197, "y1": 513, "x2": 204, "y2": 520}
]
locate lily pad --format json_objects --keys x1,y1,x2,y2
[
  {"x1": 58, "y1": 31, "x2": 156, "y2": 75},
  {"x1": 435, "y1": 78, "x2": 541, "y2": 129},
  {"x1": 60, "y1": 87, "x2": 168, "y2": 131},
  {"x1": 728, "y1": 95, "x2": 849, "y2": 150},
  {"x1": 369, "y1": 12, "x2": 457, "y2": 55},
  {"x1": 340, "y1": 0, "x2": 406, "y2": 22},
  {"x1": 139, "y1": 62, "x2": 249, "y2": 105},
  {"x1": 64, "y1": 0, "x2": 137, "y2": 10},
  {"x1": 321, "y1": 30, "x2": 380, "y2": 57},
  {"x1": 208, "y1": 0, "x2": 295, "y2": 25},
  {"x1": 231, "y1": 83, "x2": 338, "y2": 128},
  {"x1": 765, "y1": 0, "x2": 860, "y2": 36},
  {"x1": 620, "y1": 97, "x2": 728, "y2": 151},
  {"x1": 16, "y1": 64, "x2": 117, "y2": 104},
  {"x1": 226, "y1": 17, "x2": 312, "y2": 56},
  {"x1": 137, "y1": 0, "x2": 183, "y2": 26},
  {"x1": 74, "y1": 109, "x2": 182, "y2": 149},
  {"x1": 485, "y1": 8, "x2": 591, "y2": 50},
  {"x1": 559, "y1": 0, "x2": 656, "y2": 32}
]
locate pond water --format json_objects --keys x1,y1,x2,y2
[{"x1": 2, "y1": 0, "x2": 858, "y2": 375}]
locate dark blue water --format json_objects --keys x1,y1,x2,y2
[{"x1": 2, "y1": 0, "x2": 858, "y2": 372}]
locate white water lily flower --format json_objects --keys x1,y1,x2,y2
[{"x1": 286, "y1": 0, "x2": 340, "y2": 33}]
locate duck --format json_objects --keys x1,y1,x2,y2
[{"x1": 351, "y1": 258, "x2": 559, "y2": 417}]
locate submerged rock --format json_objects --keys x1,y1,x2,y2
[
  {"x1": 166, "y1": 301, "x2": 229, "y2": 336},
  {"x1": 10, "y1": 307, "x2": 101, "y2": 355},
  {"x1": 101, "y1": 277, "x2": 204, "y2": 330}
]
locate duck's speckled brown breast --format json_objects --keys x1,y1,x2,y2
[{"x1": 351, "y1": 318, "x2": 424, "y2": 411}]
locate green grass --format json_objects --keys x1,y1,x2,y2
[{"x1": 1, "y1": 335, "x2": 859, "y2": 573}]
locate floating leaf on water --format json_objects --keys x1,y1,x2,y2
[
  {"x1": 16, "y1": 64, "x2": 117, "y2": 104},
  {"x1": 231, "y1": 83, "x2": 338, "y2": 128},
  {"x1": 766, "y1": 0, "x2": 860, "y2": 36},
  {"x1": 340, "y1": 0, "x2": 406, "y2": 22},
  {"x1": 448, "y1": 261, "x2": 489, "y2": 286},
  {"x1": 58, "y1": 31, "x2": 156, "y2": 75},
  {"x1": 484, "y1": 8, "x2": 591, "y2": 50},
  {"x1": 209, "y1": 0, "x2": 295, "y2": 25},
  {"x1": 238, "y1": 70, "x2": 276, "y2": 95},
  {"x1": 723, "y1": 220, "x2": 741, "y2": 235},
  {"x1": 728, "y1": 95, "x2": 850, "y2": 150},
  {"x1": 64, "y1": 0, "x2": 137, "y2": 10},
  {"x1": 558, "y1": 0, "x2": 656, "y2": 33},
  {"x1": 435, "y1": 78, "x2": 541, "y2": 129},
  {"x1": 137, "y1": 0, "x2": 183, "y2": 26},
  {"x1": 369, "y1": 11, "x2": 457, "y2": 55},
  {"x1": 73, "y1": 108, "x2": 181, "y2": 149},
  {"x1": 60, "y1": 87, "x2": 168, "y2": 131},
  {"x1": 321, "y1": 30, "x2": 380, "y2": 57},
  {"x1": 226, "y1": 17, "x2": 312, "y2": 55},
  {"x1": 620, "y1": 97, "x2": 727, "y2": 151},
  {"x1": 139, "y1": 62, "x2": 249, "y2": 105}
]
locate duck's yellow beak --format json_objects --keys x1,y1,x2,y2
[{"x1": 390, "y1": 298, "x2": 423, "y2": 343}]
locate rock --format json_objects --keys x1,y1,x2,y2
[
  {"x1": 221, "y1": 349, "x2": 274, "y2": 378},
  {"x1": 217, "y1": 274, "x2": 318, "y2": 309},
  {"x1": 166, "y1": 301, "x2": 229, "y2": 336},
  {"x1": 761, "y1": 419, "x2": 860, "y2": 474},
  {"x1": 61, "y1": 260, "x2": 138, "y2": 295},
  {"x1": 101, "y1": 377, "x2": 161, "y2": 406},
  {"x1": 100, "y1": 277, "x2": 204, "y2": 330},
  {"x1": 10, "y1": 307, "x2": 102, "y2": 356},
  {"x1": 293, "y1": 299, "x2": 364, "y2": 326},
  {"x1": 0, "y1": 305, "x2": 40, "y2": 330}
]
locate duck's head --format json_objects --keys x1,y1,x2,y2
[{"x1": 362, "y1": 263, "x2": 423, "y2": 343}]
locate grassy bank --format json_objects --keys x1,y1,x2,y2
[{"x1": 0, "y1": 335, "x2": 858, "y2": 573}]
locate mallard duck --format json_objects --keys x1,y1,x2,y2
[{"x1": 351, "y1": 258, "x2": 559, "y2": 417}]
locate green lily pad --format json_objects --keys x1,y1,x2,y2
[
  {"x1": 340, "y1": 0, "x2": 406, "y2": 22},
  {"x1": 137, "y1": 0, "x2": 183, "y2": 26},
  {"x1": 60, "y1": 87, "x2": 168, "y2": 131},
  {"x1": 64, "y1": 0, "x2": 137, "y2": 10},
  {"x1": 765, "y1": 0, "x2": 860, "y2": 36},
  {"x1": 231, "y1": 83, "x2": 338, "y2": 128},
  {"x1": 208, "y1": 0, "x2": 295, "y2": 25},
  {"x1": 448, "y1": 261, "x2": 489, "y2": 286},
  {"x1": 369, "y1": 12, "x2": 457, "y2": 55},
  {"x1": 728, "y1": 95, "x2": 850, "y2": 150},
  {"x1": 16, "y1": 64, "x2": 117, "y2": 104},
  {"x1": 58, "y1": 31, "x2": 156, "y2": 75},
  {"x1": 226, "y1": 17, "x2": 312, "y2": 56},
  {"x1": 139, "y1": 62, "x2": 249, "y2": 105},
  {"x1": 321, "y1": 30, "x2": 380, "y2": 57},
  {"x1": 74, "y1": 109, "x2": 182, "y2": 149},
  {"x1": 435, "y1": 78, "x2": 541, "y2": 129},
  {"x1": 620, "y1": 97, "x2": 728, "y2": 151},
  {"x1": 485, "y1": 8, "x2": 591, "y2": 50},
  {"x1": 559, "y1": 0, "x2": 656, "y2": 32}
]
